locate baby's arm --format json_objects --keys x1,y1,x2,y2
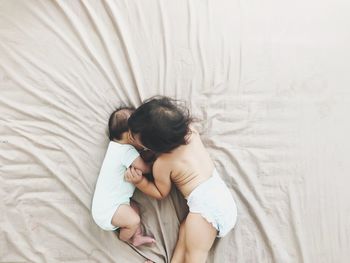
[
  {"x1": 125, "y1": 160, "x2": 172, "y2": 200},
  {"x1": 130, "y1": 156, "x2": 152, "y2": 174}
]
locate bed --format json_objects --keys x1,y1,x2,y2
[{"x1": 1, "y1": 0, "x2": 349, "y2": 262}]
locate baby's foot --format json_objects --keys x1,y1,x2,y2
[{"x1": 131, "y1": 234, "x2": 156, "y2": 247}]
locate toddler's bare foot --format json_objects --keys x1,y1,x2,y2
[{"x1": 131, "y1": 234, "x2": 156, "y2": 247}]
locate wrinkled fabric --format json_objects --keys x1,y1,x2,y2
[{"x1": 1, "y1": 0, "x2": 350, "y2": 262}]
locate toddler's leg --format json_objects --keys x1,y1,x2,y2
[
  {"x1": 170, "y1": 219, "x2": 186, "y2": 263},
  {"x1": 184, "y1": 213, "x2": 217, "y2": 263}
]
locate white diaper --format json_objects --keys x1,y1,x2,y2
[{"x1": 187, "y1": 169, "x2": 238, "y2": 237}]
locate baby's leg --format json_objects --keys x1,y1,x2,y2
[
  {"x1": 184, "y1": 213, "x2": 217, "y2": 263},
  {"x1": 129, "y1": 201, "x2": 156, "y2": 246},
  {"x1": 111, "y1": 204, "x2": 140, "y2": 242},
  {"x1": 111, "y1": 204, "x2": 155, "y2": 246}
]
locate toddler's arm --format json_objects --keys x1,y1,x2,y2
[{"x1": 125, "y1": 160, "x2": 171, "y2": 200}]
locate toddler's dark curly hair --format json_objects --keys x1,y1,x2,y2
[{"x1": 128, "y1": 96, "x2": 192, "y2": 153}]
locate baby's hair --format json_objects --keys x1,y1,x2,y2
[
  {"x1": 108, "y1": 106, "x2": 135, "y2": 141},
  {"x1": 128, "y1": 96, "x2": 193, "y2": 153}
]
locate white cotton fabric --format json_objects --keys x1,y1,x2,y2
[
  {"x1": 187, "y1": 169, "x2": 238, "y2": 237},
  {"x1": 91, "y1": 141, "x2": 139, "y2": 231}
]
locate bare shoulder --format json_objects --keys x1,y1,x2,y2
[
  {"x1": 155, "y1": 151, "x2": 179, "y2": 163},
  {"x1": 152, "y1": 156, "x2": 173, "y2": 179}
]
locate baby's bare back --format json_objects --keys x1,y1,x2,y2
[{"x1": 160, "y1": 129, "x2": 214, "y2": 198}]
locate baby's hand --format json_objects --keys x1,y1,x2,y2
[{"x1": 125, "y1": 167, "x2": 143, "y2": 184}]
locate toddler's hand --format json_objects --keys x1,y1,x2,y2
[{"x1": 125, "y1": 167, "x2": 143, "y2": 184}]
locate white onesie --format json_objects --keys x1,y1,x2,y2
[{"x1": 91, "y1": 141, "x2": 139, "y2": 231}]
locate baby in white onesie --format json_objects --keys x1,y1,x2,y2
[{"x1": 91, "y1": 107, "x2": 155, "y2": 247}]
